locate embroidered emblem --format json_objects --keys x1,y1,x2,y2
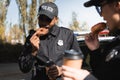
[
  {"x1": 57, "y1": 40, "x2": 63, "y2": 46},
  {"x1": 106, "y1": 49, "x2": 118, "y2": 62},
  {"x1": 41, "y1": 5, "x2": 53, "y2": 13}
]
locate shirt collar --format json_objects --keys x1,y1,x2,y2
[
  {"x1": 49, "y1": 24, "x2": 59, "y2": 37},
  {"x1": 109, "y1": 29, "x2": 120, "y2": 37}
]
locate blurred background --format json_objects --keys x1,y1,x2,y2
[
  {"x1": 0, "y1": 0, "x2": 105, "y2": 80},
  {"x1": 0, "y1": 0, "x2": 104, "y2": 62}
]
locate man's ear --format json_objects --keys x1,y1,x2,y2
[
  {"x1": 114, "y1": 2, "x2": 120, "y2": 12},
  {"x1": 54, "y1": 17, "x2": 59, "y2": 23}
]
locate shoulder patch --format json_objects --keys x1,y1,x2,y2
[{"x1": 106, "y1": 49, "x2": 118, "y2": 62}]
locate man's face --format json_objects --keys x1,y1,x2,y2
[
  {"x1": 37, "y1": 15, "x2": 52, "y2": 35},
  {"x1": 100, "y1": 2, "x2": 120, "y2": 32},
  {"x1": 37, "y1": 14, "x2": 57, "y2": 35},
  {"x1": 38, "y1": 14, "x2": 52, "y2": 27}
]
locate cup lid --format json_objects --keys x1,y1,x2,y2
[{"x1": 64, "y1": 49, "x2": 83, "y2": 60}]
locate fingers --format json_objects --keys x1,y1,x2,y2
[
  {"x1": 85, "y1": 33, "x2": 93, "y2": 39},
  {"x1": 36, "y1": 28, "x2": 49, "y2": 36},
  {"x1": 33, "y1": 29, "x2": 42, "y2": 37},
  {"x1": 30, "y1": 34, "x2": 40, "y2": 44},
  {"x1": 31, "y1": 28, "x2": 44, "y2": 39},
  {"x1": 62, "y1": 70, "x2": 74, "y2": 79},
  {"x1": 62, "y1": 66, "x2": 76, "y2": 80},
  {"x1": 85, "y1": 33, "x2": 98, "y2": 41},
  {"x1": 48, "y1": 65, "x2": 58, "y2": 74},
  {"x1": 62, "y1": 66, "x2": 81, "y2": 75},
  {"x1": 47, "y1": 65, "x2": 59, "y2": 79},
  {"x1": 62, "y1": 66, "x2": 90, "y2": 80},
  {"x1": 30, "y1": 30, "x2": 40, "y2": 51},
  {"x1": 62, "y1": 77, "x2": 73, "y2": 80},
  {"x1": 62, "y1": 66, "x2": 76, "y2": 73}
]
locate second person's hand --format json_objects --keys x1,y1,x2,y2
[
  {"x1": 85, "y1": 33, "x2": 100, "y2": 51},
  {"x1": 62, "y1": 65, "x2": 90, "y2": 80}
]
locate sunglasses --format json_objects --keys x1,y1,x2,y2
[
  {"x1": 95, "y1": 6, "x2": 102, "y2": 16},
  {"x1": 95, "y1": 1, "x2": 108, "y2": 16}
]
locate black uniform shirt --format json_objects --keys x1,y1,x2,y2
[
  {"x1": 36, "y1": 25, "x2": 83, "y2": 65},
  {"x1": 18, "y1": 25, "x2": 83, "y2": 80},
  {"x1": 89, "y1": 30, "x2": 120, "y2": 80}
]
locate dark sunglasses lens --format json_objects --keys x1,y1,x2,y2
[{"x1": 95, "y1": 6, "x2": 101, "y2": 16}]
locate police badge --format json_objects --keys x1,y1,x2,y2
[{"x1": 57, "y1": 40, "x2": 63, "y2": 46}]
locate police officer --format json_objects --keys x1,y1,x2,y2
[
  {"x1": 62, "y1": 0, "x2": 120, "y2": 80},
  {"x1": 18, "y1": 2, "x2": 83, "y2": 80}
]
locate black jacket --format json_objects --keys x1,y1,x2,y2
[
  {"x1": 89, "y1": 30, "x2": 120, "y2": 80},
  {"x1": 18, "y1": 25, "x2": 83, "y2": 80},
  {"x1": 85, "y1": 74, "x2": 98, "y2": 80}
]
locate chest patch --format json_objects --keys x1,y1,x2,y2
[
  {"x1": 106, "y1": 49, "x2": 119, "y2": 62},
  {"x1": 57, "y1": 40, "x2": 63, "y2": 46}
]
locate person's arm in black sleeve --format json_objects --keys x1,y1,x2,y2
[
  {"x1": 89, "y1": 48, "x2": 101, "y2": 65},
  {"x1": 18, "y1": 30, "x2": 36, "y2": 73},
  {"x1": 84, "y1": 74, "x2": 98, "y2": 80},
  {"x1": 18, "y1": 45, "x2": 35, "y2": 73},
  {"x1": 88, "y1": 47, "x2": 106, "y2": 80},
  {"x1": 67, "y1": 30, "x2": 84, "y2": 58}
]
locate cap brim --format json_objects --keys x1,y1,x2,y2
[
  {"x1": 84, "y1": 1, "x2": 94, "y2": 7},
  {"x1": 38, "y1": 11, "x2": 54, "y2": 19},
  {"x1": 84, "y1": 0, "x2": 103, "y2": 7}
]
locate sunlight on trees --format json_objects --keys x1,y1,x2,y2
[
  {"x1": 69, "y1": 12, "x2": 89, "y2": 32},
  {"x1": 1, "y1": 0, "x2": 89, "y2": 44},
  {"x1": 0, "y1": 0, "x2": 10, "y2": 43}
]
